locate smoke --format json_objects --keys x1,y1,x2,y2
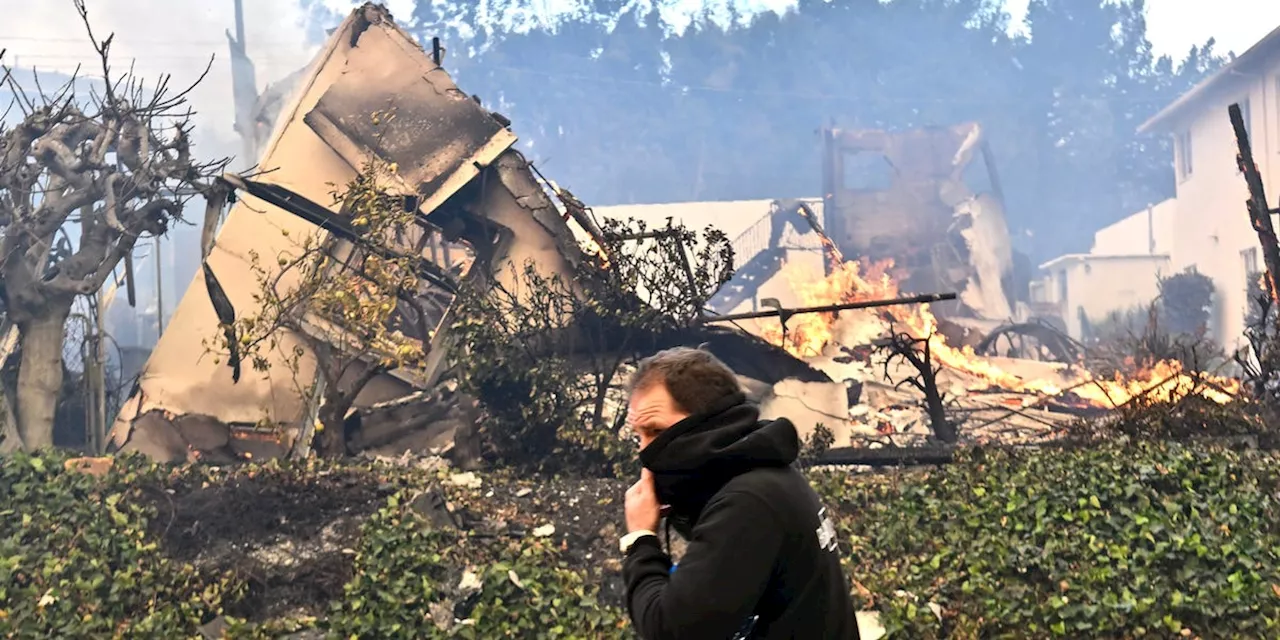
[
  {"x1": 0, "y1": 1, "x2": 353, "y2": 346},
  {"x1": 0, "y1": 1, "x2": 326, "y2": 159}
]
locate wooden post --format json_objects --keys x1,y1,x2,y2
[{"x1": 1230, "y1": 103, "x2": 1280, "y2": 305}]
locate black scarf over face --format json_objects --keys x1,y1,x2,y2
[{"x1": 639, "y1": 392, "x2": 800, "y2": 538}]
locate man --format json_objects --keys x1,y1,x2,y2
[{"x1": 620, "y1": 347, "x2": 858, "y2": 639}]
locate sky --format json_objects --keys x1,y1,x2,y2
[{"x1": 1003, "y1": 0, "x2": 1280, "y2": 61}]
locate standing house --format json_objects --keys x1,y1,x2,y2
[
  {"x1": 1137, "y1": 25, "x2": 1280, "y2": 351},
  {"x1": 1035, "y1": 25, "x2": 1280, "y2": 349},
  {"x1": 1031, "y1": 200, "x2": 1174, "y2": 339}
]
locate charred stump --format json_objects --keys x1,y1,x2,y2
[{"x1": 1230, "y1": 103, "x2": 1280, "y2": 307}]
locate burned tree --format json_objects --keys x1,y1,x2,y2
[
  {"x1": 207, "y1": 163, "x2": 427, "y2": 458},
  {"x1": 1231, "y1": 103, "x2": 1280, "y2": 305},
  {"x1": 449, "y1": 217, "x2": 734, "y2": 471},
  {"x1": 0, "y1": 4, "x2": 228, "y2": 450},
  {"x1": 873, "y1": 326, "x2": 957, "y2": 443}
]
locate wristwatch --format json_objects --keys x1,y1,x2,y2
[{"x1": 620, "y1": 529, "x2": 656, "y2": 554}]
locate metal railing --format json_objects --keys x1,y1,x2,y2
[
  {"x1": 728, "y1": 210, "x2": 778, "y2": 271},
  {"x1": 726, "y1": 199, "x2": 826, "y2": 270}
]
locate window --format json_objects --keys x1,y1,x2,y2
[
  {"x1": 1177, "y1": 130, "x2": 1193, "y2": 181},
  {"x1": 1243, "y1": 247, "x2": 1259, "y2": 276},
  {"x1": 1057, "y1": 270, "x2": 1068, "y2": 304}
]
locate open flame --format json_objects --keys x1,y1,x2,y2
[{"x1": 761, "y1": 259, "x2": 1239, "y2": 409}]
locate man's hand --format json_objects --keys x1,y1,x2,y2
[{"x1": 625, "y1": 468, "x2": 662, "y2": 533}]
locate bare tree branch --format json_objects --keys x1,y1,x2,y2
[{"x1": 0, "y1": 8, "x2": 230, "y2": 450}]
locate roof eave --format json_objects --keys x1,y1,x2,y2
[
  {"x1": 1039, "y1": 253, "x2": 1171, "y2": 270},
  {"x1": 1137, "y1": 23, "x2": 1280, "y2": 135},
  {"x1": 1137, "y1": 106, "x2": 1177, "y2": 135}
]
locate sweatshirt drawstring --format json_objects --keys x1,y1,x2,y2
[{"x1": 665, "y1": 518, "x2": 677, "y2": 574}]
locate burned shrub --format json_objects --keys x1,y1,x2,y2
[
  {"x1": 206, "y1": 162, "x2": 428, "y2": 459},
  {"x1": 449, "y1": 217, "x2": 733, "y2": 475},
  {"x1": 1157, "y1": 269, "x2": 1214, "y2": 338},
  {"x1": 1085, "y1": 303, "x2": 1221, "y2": 378},
  {"x1": 798, "y1": 422, "x2": 835, "y2": 467},
  {"x1": 1236, "y1": 270, "x2": 1280, "y2": 403},
  {"x1": 1089, "y1": 394, "x2": 1271, "y2": 445}
]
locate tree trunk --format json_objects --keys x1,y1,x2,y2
[
  {"x1": 0, "y1": 387, "x2": 20, "y2": 454},
  {"x1": 315, "y1": 400, "x2": 350, "y2": 459},
  {"x1": 1231, "y1": 104, "x2": 1280, "y2": 307},
  {"x1": 15, "y1": 310, "x2": 70, "y2": 450},
  {"x1": 591, "y1": 375, "x2": 609, "y2": 429}
]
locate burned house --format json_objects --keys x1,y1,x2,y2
[
  {"x1": 108, "y1": 4, "x2": 579, "y2": 460},
  {"x1": 105, "y1": 3, "x2": 834, "y2": 463},
  {"x1": 709, "y1": 123, "x2": 1026, "y2": 329}
]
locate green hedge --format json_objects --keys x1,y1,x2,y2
[
  {"x1": 0, "y1": 452, "x2": 238, "y2": 638},
  {"x1": 816, "y1": 441, "x2": 1280, "y2": 638},
  {"x1": 321, "y1": 492, "x2": 629, "y2": 639},
  {"x1": 3, "y1": 442, "x2": 1279, "y2": 638}
]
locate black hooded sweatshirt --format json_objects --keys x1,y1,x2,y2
[{"x1": 623, "y1": 393, "x2": 858, "y2": 640}]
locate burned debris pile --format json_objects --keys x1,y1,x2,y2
[
  {"x1": 0, "y1": 3, "x2": 1260, "y2": 482},
  {"x1": 65, "y1": 3, "x2": 1252, "y2": 475}
]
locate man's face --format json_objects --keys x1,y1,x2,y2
[{"x1": 627, "y1": 382, "x2": 691, "y2": 451}]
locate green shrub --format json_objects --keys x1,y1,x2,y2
[
  {"x1": 324, "y1": 492, "x2": 453, "y2": 637},
  {"x1": 815, "y1": 441, "x2": 1280, "y2": 638},
  {"x1": 326, "y1": 491, "x2": 630, "y2": 639},
  {"x1": 0, "y1": 451, "x2": 238, "y2": 638},
  {"x1": 451, "y1": 545, "x2": 629, "y2": 639}
]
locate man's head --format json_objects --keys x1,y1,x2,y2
[{"x1": 626, "y1": 347, "x2": 743, "y2": 450}]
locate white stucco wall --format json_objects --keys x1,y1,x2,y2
[
  {"x1": 1091, "y1": 198, "x2": 1176, "y2": 256},
  {"x1": 1037, "y1": 255, "x2": 1172, "y2": 340},
  {"x1": 1156, "y1": 52, "x2": 1280, "y2": 351}
]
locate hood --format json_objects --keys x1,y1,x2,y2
[{"x1": 639, "y1": 392, "x2": 800, "y2": 532}]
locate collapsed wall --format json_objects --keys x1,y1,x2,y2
[
  {"x1": 821, "y1": 123, "x2": 1019, "y2": 321},
  {"x1": 107, "y1": 4, "x2": 583, "y2": 462}
]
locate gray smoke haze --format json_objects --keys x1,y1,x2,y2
[
  {"x1": 0, "y1": 1, "x2": 371, "y2": 345},
  {"x1": 5, "y1": 1, "x2": 311, "y2": 161}
]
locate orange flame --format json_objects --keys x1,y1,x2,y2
[{"x1": 762, "y1": 259, "x2": 1239, "y2": 409}]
